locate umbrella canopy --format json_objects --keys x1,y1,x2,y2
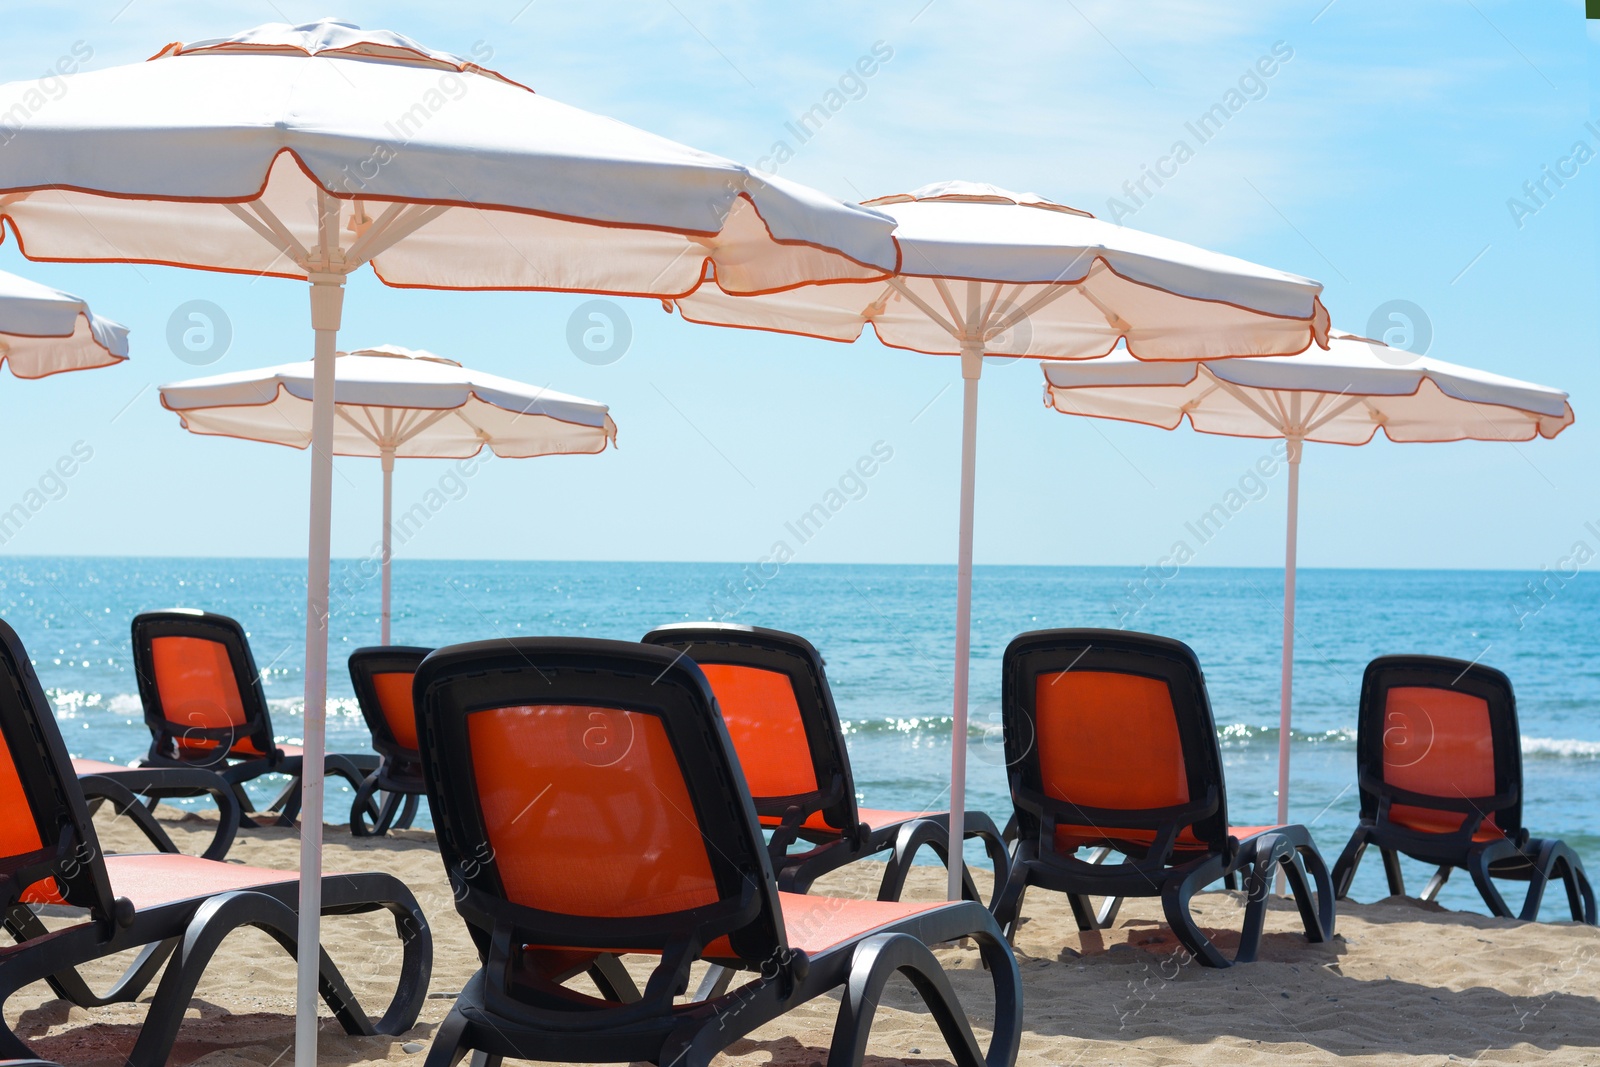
[
  {"x1": 0, "y1": 268, "x2": 127, "y2": 377},
  {"x1": 0, "y1": 20, "x2": 897, "y2": 293},
  {"x1": 675, "y1": 180, "x2": 1331, "y2": 900},
  {"x1": 161, "y1": 344, "x2": 616, "y2": 643},
  {"x1": 0, "y1": 19, "x2": 897, "y2": 1061},
  {"x1": 1043, "y1": 329, "x2": 1573, "y2": 836}
]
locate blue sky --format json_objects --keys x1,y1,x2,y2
[{"x1": 0, "y1": 1, "x2": 1591, "y2": 571}]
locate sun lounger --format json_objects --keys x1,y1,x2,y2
[
  {"x1": 1332, "y1": 654, "x2": 1596, "y2": 923},
  {"x1": 991, "y1": 628, "x2": 1335, "y2": 967},
  {"x1": 129, "y1": 609, "x2": 378, "y2": 825},
  {"x1": 642, "y1": 622, "x2": 1008, "y2": 903},
  {"x1": 0, "y1": 618, "x2": 432, "y2": 1067},
  {"x1": 346, "y1": 645, "x2": 431, "y2": 836},
  {"x1": 412, "y1": 636, "x2": 1022, "y2": 1067}
]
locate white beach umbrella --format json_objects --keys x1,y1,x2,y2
[
  {"x1": 676, "y1": 180, "x2": 1330, "y2": 900},
  {"x1": 1042, "y1": 329, "x2": 1573, "y2": 836},
  {"x1": 0, "y1": 268, "x2": 127, "y2": 377},
  {"x1": 160, "y1": 345, "x2": 617, "y2": 644},
  {"x1": 0, "y1": 19, "x2": 897, "y2": 1059}
]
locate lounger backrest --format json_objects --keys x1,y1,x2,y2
[
  {"x1": 131, "y1": 610, "x2": 277, "y2": 763},
  {"x1": 415, "y1": 636, "x2": 786, "y2": 1000},
  {"x1": 1356, "y1": 655, "x2": 1523, "y2": 839},
  {"x1": 348, "y1": 646, "x2": 431, "y2": 760},
  {"x1": 642, "y1": 623, "x2": 859, "y2": 835},
  {"x1": 1002, "y1": 629, "x2": 1230, "y2": 858},
  {"x1": 0, "y1": 618, "x2": 116, "y2": 916}
]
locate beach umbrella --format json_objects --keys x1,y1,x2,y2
[
  {"x1": 675, "y1": 180, "x2": 1331, "y2": 899},
  {"x1": 160, "y1": 345, "x2": 617, "y2": 644},
  {"x1": 0, "y1": 268, "x2": 127, "y2": 377},
  {"x1": 0, "y1": 18, "x2": 898, "y2": 1060},
  {"x1": 1042, "y1": 329, "x2": 1573, "y2": 836}
]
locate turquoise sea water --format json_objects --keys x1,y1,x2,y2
[{"x1": 7, "y1": 556, "x2": 1597, "y2": 919}]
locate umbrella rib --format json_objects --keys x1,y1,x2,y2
[
  {"x1": 392, "y1": 407, "x2": 457, "y2": 448},
  {"x1": 335, "y1": 407, "x2": 384, "y2": 449},
  {"x1": 344, "y1": 202, "x2": 450, "y2": 267},
  {"x1": 1304, "y1": 393, "x2": 1363, "y2": 434},
  {"x1": 1072, "y1": 274, "x2": 1131, "y2": 333},
  {"x1": 885, "y1": 277, "x2": 963, "y2": 341},
  {"x1": 930, "y1": 277, "x2": 968, "y2": 335},
  {"x1": 988, "y1": 280, "x2": 1077, "y2": 336},
  {"x1": 1212, "y1": 376, "x2": 1291, "y2": 435},
  {"x1": 227, "y1": 203, "x2": 310, "y2": 267}
]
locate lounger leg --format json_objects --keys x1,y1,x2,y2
[
  {"x1": 588, "y1": 954, "x2": 642, "y2": 1003},
  {"x1": 692, "y1": 964, "x2": 736, "y2": 1002},
  {"x1": 990, "y1": 852, "x2": 1034, "y2": 944},
  {"x1": 1517, "y1": 840, "x2": 1597, "y2": 924},
  {"x1": 878, "y1": 820, "x2": 963, "y2": 902},
  {"x1": 3, "y1": 907, "x2": 177, "y2": 1008},
  {"x1": 422, "y1": 1003, "x2": 474, "y2": 1067},
  {"x1": 1380, "y1": 847, "x2": 1406, "y2": 897},
  {"x1": 1232, "y1": 837, "x2": 1279, "y2": 966},
  {"x1": 1420, "y1": 865, "x2": 1452, "y2": 903},
  {"x1": 1331, "y1": 828, "x2": 1368, "y2": 900},
  {"x1": 393, "y1": 792, "x2": 421, "y2": 830},
  {"x1": 125, "y1": 890, "x2": 376, "y2": 1067},
  {"x1": 1161, "y1": 861, "x2": 1231, "y2": 969},
  {"x1": 827, "y1": 929, "x2": 1020, "y2": 1067},
  {"x1": 1281, "y1": 844, "x2": 1336, "y2": 943},
  {"x1": 350, "y1": 773, "x2": 384, "y2": 837},
  {"x1": 75, "y1": 776, "x2": 181, "y2": 855},
  {"x1": 1465, "y1": 851, "x2": 1514, "y2": 919}
]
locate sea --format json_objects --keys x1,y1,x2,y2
[{"x1": 8, "y1": 556, "x2": 1597, "y2": 920}]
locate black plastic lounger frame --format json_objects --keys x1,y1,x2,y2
[
  {"x1": 415, "y1": 636, "x2": 1022, "y2": 1067},
  {"x1": 1331, "y1": 654, "x2": 1596, "y2": 923},
  {"x1": 73, "y1": 761, "x2": 242, "y2": 861},
  {"x1": 642, "y1": 622, "x2": 1008, "y2": 902},
  {"x1": 347, "y1": 645, "x2": 431, "y2": 836},
  {"x1": 991, "y1": 628, "x2": 1335, "y2": 968},
  {"x1": 0, "y1": 618, "x2": 431, "y2": 1066},
  {"x1": 130, "y1": 609, "x2": 378, "y2": 825}
]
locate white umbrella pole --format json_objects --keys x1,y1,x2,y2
[
  {"x1": 947, "y1": 342, "x2": 983, "y2": 902},
  {"x1": 296, "y1": 270, "x2": 345, "y2": 1067},
  {"x1": 381, "y1": 449, "x2": 394, "y2": 646},
  {"x1": 1274, "y1": 436, "x2": 1302, "y2": 892}
]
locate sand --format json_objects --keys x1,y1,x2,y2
[{"x1": 10, "y1": 803, "x2": 1599, "y2": 1066}]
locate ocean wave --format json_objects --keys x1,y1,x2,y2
[{"x1": 1522, "y1": 736, "x2": 1600, "y2": 759}]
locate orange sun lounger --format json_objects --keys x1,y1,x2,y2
[
  {"x1": 642, "y1": 623, "x2": 1008, "y2": 903},
  {"x1": 346, "y1": 645, "x2": 432, "y2": 836},
  {"x1": 1332, "y1": 654, "x2": 1595, "y2": 923},
  {"x1": 0, "y1": 618, "x2": 432, "y2": 1066},
  {"x1": 130, "y1": 609, "x2": 379, "y2": 826},
  {"x1": 412, "y1": 636, "x2": 1022, "y2": 1067},
  {"x1": 991, "y1": 628, "x2": 1335, "y2": 967}
]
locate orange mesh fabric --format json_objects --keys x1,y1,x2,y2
[
  {"x1": 1382, "y1": 686, "x2": 1503, "y2": 840},
  {"x1": 0, "y1": 725, "x2": 64, "y2": 904},
  {"x1": 149, "y1": 635, "x2": 263, "y2": 755},
  {"x1": 468, "y1": 704, "x2": 719, "y2": 919},
  {"x1": 697, "y1": 663, "x2": 819, "y2": 800},
  {"x1": 1034, "y1": 670, "x2": 1200, "y2": 852},
  {"x1": 372, "y1": 671, "x2": 419, "y2": 750}
]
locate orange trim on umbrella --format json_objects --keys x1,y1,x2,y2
[
  {"x1": 0, "y1": 152, "x2": 898, "y2": 293},
  {"x1": 1044, "y1": 373, "x2": 1576, "y2": 445}
]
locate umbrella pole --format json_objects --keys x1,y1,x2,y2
[
  {"x1": 296, "y1": 269, "x2": 345, "y2": 1067},
  {"x1": 381, "y1": 449, "x2": 394, "y2": 646},
  {"x1": 1275, "y1": 435, "x2": 1302, "y2": 894},
  {"x1": 947, "y1": 342, "x2": 983, "y2": 902}
]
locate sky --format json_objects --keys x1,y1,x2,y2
[{"x1": 0, "y1": 1, "x2": 1592, "y2": 571}]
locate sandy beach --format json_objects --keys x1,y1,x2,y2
[{"x1": 7, "y1": 804, "x2": 1595, "y2": 1066}]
